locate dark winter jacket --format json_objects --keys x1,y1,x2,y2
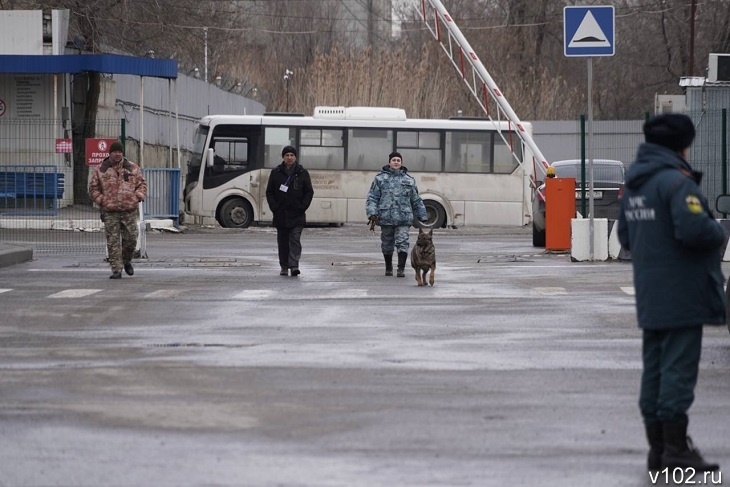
[
  {"x1": 617, "y1": 143, "x2": 726, "y2": 330},
  {"x1": 265, "y1": 162, "x2": 314, "y2": 228},
  {"x1": 366, "y1": 166, "x2": 428, "y2": 226}
]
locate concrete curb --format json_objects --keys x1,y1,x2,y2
[{"x1": 0, "y1": 243, "x2": 33, "y2": 268}]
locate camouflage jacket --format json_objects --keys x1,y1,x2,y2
[
  {"x1": 89, "y1": 157, "x2": 147, "y2": 212},
  {"x1": 366, "y1": 165, "x2": 427, "y2": 226}
]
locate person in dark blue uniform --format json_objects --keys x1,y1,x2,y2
[{"x1": 618, "y1": 114, "x2": 723, "y2": 473}]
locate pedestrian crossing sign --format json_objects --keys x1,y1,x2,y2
[{"x1": 564, "y1": 6, "x2": 615, "y2": 57}]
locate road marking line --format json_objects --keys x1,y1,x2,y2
[
  {"x1": 332, "y1": 289, "x2": 369, "y2": 299},
  {"x1": 28, "y1": 266, "x2": 182, "y2": 273},
  {"x1": 143, "y1": 290, "x2": 182, "y2": 299},
  {"x1": 233, "y1": 290, "x2": 274, "y2": 299},
  {"x1": 48, "y1": 289, "x2": 102, "y2": 299},
  {"x1": 620, "y1": 286, "x2": 635, "y2": 295},
  {"x1": 533, "y1": 287, "x2": 567, "y2": 295}
]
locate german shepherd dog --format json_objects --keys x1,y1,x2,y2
[{"x1": 411, "y1": 227, "x2": 436, "y2": 286}]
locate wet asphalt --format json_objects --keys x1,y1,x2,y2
[{"x1": 0, "y1": 224, "x2": 728, "y2": 487}]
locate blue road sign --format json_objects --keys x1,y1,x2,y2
[{"x1": 564, "y1": 6, "x2": 615, "y2": 57}]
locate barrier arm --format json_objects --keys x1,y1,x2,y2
[{"x1": 416, "y1": 0, "x2": 550, "y2": 194}]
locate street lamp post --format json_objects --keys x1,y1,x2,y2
[
  {"x1": 284, "y1": 69, "x2": 293, "y2": 112},
  {"x1": 204, "y1": 27, "x2": 208, "y2": 83}
]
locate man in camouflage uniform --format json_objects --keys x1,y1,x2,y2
[
  {"x1": 366, "y1": 151, "x2": 428, "y2": 277},
  {"x1": 89, "y1": 140, "x2": 147, "y2": 279}
]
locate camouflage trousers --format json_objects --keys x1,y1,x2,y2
[
  {"x1": 104, "y1": 210, "x2": 139, "y2": 272},
  {"x1": 380, "y1": 225, "x2": 410, "y2": 254}
]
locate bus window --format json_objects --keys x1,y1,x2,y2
[
  {"x1": 493, "y1": 134, "x2": 521, "y2": 174},
  {"x1": 211, "y1": 138, "x2": 249, "y2": 173},
  {"x1": 301, "y1": 128, "x2": 345, "y2": 170},
  {"x1": 347, "y1": 128, "x2": 393, "y2": 171},
  {"x1": 396, "y1": 130, "x2": 442, "y2": 172},
  {"x1": 203, "y1": 130, "x2": 260, "y2": 190},
  {"x1": 445, "y1": 131, "x2": 491, "y2": 173},
  {"x1": 264, "y1": 127, "x2": 296, "y2": 167}
]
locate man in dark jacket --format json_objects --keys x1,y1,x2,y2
[
  {"x1": 265, "y1": 146, "x2": 314, "y2": 276},
  {"x1": 617, "y1": 114, "x2": 723, "y2": 473}
]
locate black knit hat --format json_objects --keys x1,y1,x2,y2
[
  {"x1": 281, "y1": 145, "x2": 297, "y2": 157},
  {"x1": 643, "y1": 114, "x2": 695, "y2": 152},
  {"x1": 389, "y1": 151, "x2": 403, "y2": 161},
  {"x1": 109, "y1": 141, "x2": 124, "y2": 153}
]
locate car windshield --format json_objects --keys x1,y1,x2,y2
[{"x1": 553, "y1": 162, "x2": 624, "y2": 184}]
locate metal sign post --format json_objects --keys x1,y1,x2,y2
[{"x1": 564, "y1": 5, "x2": 615, "y2": 260}]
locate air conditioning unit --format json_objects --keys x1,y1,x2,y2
[{"x1": 708, "y1": 53, "x2": 730, "y2": 82}]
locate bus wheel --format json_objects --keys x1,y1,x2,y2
[
  {"x1": 423, "y1": 200, "x2": 446, "y2": 228},
  {"x1": 219, "y1": 198, "x2": 253, "y2": 228}
]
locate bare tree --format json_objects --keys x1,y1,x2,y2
[{"x1": 6, "y1": 0, "x2": 730, "y2": 119}]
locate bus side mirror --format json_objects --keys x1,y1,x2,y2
[{"x1": 206, "y1": 148, "x2": 215, "y2": 168}]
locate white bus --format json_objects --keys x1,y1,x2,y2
[{"x1": 184, "y1": 106, "x2": 535, "y2": 228}]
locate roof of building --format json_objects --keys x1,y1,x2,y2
[
  {"x1": 0, "y1": 54, "x2": 177, "y2": 79},
  {"x1": 679, "y1": 76, "x2": 730, "y2": 88}
]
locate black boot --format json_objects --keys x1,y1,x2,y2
[
  {"x1": 645, "y1": 421, "x2": 663, "y2": 471},
  {"x1": 384, "y1": 253, "x2": 393, "y2": 276},
  {"x1": 662, "y1": 417, "x2": 719, "y2": 471},
  {"x1": 396, "y1": 252, "x2": 407, "y2": 278}
]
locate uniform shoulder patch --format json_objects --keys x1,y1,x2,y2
[{"x1": 685, "y1": 194, "x2": 703, "y2": 214}]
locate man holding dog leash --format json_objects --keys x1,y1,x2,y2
[{"x1": 366, "y1": 151, "x2": 428, "y2": 277}]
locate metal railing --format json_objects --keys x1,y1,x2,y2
[
  {"x1": 0, "y1": 165, "x2": 63, "y2": 216},
  {"x1": 144, "y1": 168, "x2": 180, "y2": 220},
  {"x1": 0, "y1": 168, "x2": 180, "y2": 254}
]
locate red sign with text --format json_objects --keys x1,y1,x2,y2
[
  {"x1": 86, "y1": 138, "x2": 119, "y2": 166},
  {"x1": 55, "y1": 138, "x2": 73, "y2": 153}
]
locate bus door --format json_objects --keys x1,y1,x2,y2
[{"x1": 202, "y1": 126, "x2": 262, "y2": 215}]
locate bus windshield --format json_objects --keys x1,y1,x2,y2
[{"x1": 189, "y1": 125, "x2": 210, "y2": 176}]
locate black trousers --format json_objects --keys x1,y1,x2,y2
[{"x1": 276, "y1": 225, "x2": 303, "y2": 269}]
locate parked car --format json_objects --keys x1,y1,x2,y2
[
  {"x1": 532, "y1": 159, "x2": 626, "y2": 247},
  {"x1": 715, "y1": 194, "x2": 730, "y2": 334}
]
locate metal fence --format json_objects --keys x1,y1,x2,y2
[
  {"x1": 688, "y1": 108, "x2": 729, "y2": 217},
  {"x1": 0, "y1": 116, "x2": 181, "y2": 254},
  {"x1": 571, "y1": 110, "x2": 730, "y2": 218},
  {"x1": 0, "y1": 167, "x2": 180, "y2": 254},
  {"x1": 144, "y1": 168, "x2": 180, "y2": 219},
  {"x1": 0, "y1": 164, "x2": 63, "y2": 216},
  {"x1": 533, "y1": 118, "x2": 645, "y2": 166}
]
